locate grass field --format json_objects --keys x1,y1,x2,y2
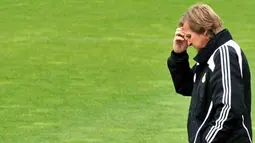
[{"x1": 0, "y1": 0, "x2": 255, "y2": 143}]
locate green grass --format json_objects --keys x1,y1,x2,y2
[{"x1": 0, "y1": 0, "x2": 255, "y2": 143}]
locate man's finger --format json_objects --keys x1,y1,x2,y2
[{"x1": 174, "y1": 36, "x2": 185, "y2": 41}]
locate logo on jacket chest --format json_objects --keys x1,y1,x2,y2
[
  {"x1": 193, "y1": 73, "x2": 207, "y2": 83},
  {"x1": 202, "y1": 73, "x2": 206, "y2": 83}
]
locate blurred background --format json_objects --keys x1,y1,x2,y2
[{"x1": 0, "y1": 0, "x2": 254, "y2": 142}]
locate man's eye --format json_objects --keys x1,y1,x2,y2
[{"x1": 186, "y1": 35, "x2": 191, "y2": 39}]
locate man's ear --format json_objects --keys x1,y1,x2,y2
[
  {"x1": 205, "y1": 30, "x2": 215, "y2": 39},
  {"x1": 203, "y1": 30, "x2": 211, "y2": 40}
]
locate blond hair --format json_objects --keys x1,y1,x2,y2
[{"x1": 179, "y1": 3, "x2": 223, "y2": 38}]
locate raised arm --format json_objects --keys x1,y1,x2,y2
[{"x1": 167, "y1": 50, "x2": 193, "y2": 96}]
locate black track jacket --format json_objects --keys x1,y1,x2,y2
[{"x1": 167, "y1": 29, "x2": 252, "y2": 143}]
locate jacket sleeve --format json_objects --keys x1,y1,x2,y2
[
  {"x1": 201, "y1": 46, "x2": 246, "y2": 143},
  {"x1": 167, "y1": 50, "x2": 193, "y2": 96}
]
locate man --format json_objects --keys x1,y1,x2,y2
[{"x1": 167, "y1": 3, "x2": 252, "y2": 143}]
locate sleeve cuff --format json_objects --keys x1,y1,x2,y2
[{"x1": 170, "y1": 50, "x2": 189, "y2": 61}]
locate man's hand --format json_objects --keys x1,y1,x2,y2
[{"x1": 173, "y1": 28, "x2": 188, "y2": 53}]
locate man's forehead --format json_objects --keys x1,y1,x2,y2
[{"x1": 182, "y1": 22, "x2": 191, "y2": 33}]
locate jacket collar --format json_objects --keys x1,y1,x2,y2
[{"x1": 193, "y1": 29, "x2": 232, "y2": 64}]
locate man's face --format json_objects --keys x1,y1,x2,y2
[{"x1": 182, "y1": 22, "x2": 209, "y2": 50}]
